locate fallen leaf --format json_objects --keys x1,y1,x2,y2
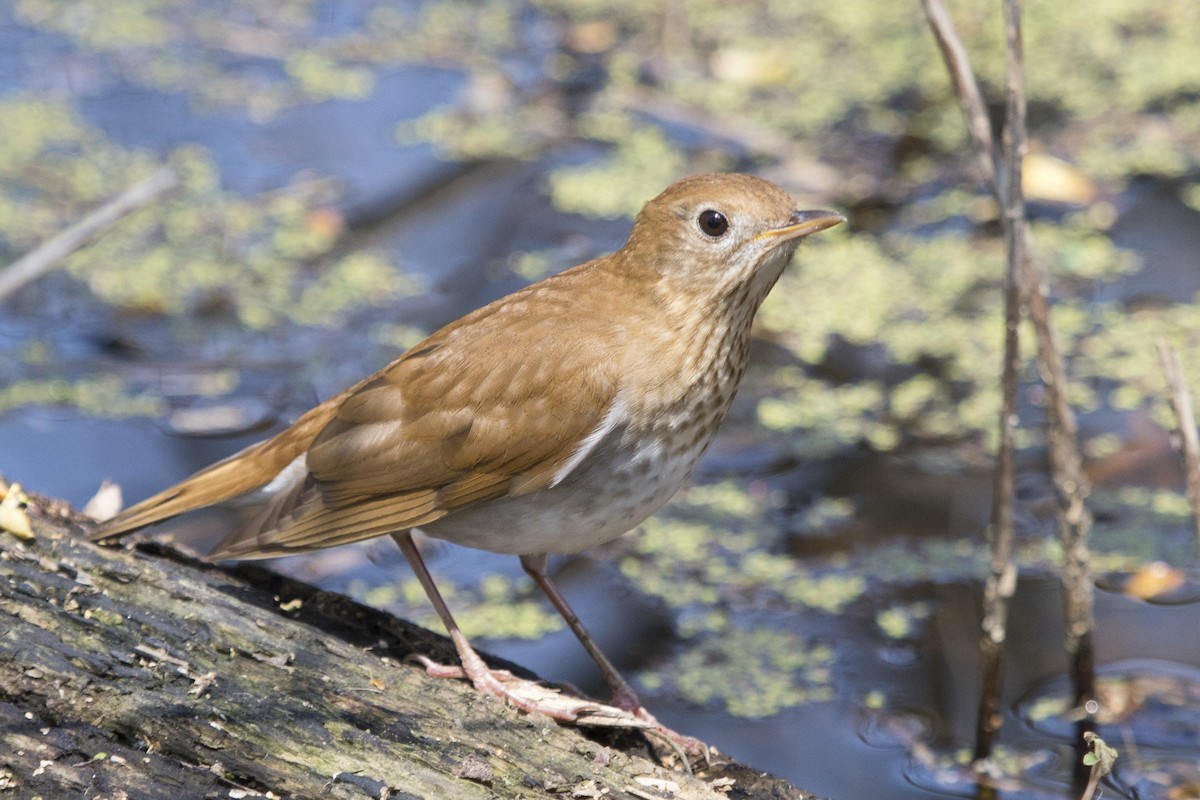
[
  {"x1": 1124, "y1": 561, "x2": 1186, "y2": 600},
  {"x1": 1023, "y1": 152, "x2": 1097, "y2": 205},
  {"x1": 0, "y1": 483, "x2": 34, "y2": 541}
]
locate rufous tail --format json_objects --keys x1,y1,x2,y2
[
  {"x1": 91, "y1": 441, "x2": 281, "y2": 541},
  {"x1": 91, "y1": 389, "x2": 347, "y2": 542}
]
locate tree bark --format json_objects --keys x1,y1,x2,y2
[{"x1": 0, "y1": 491, "x2": 819, "y2": 800}]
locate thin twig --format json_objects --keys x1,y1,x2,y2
[
  {"x1": 919, "y1": 0, "x2": 998, "y2": 184},
  {"x1": 921, "y1": 0, "x2": 1096, "y2": 757},
  {"x1": 0, "y1": 166, "x2": 179, "y2": 302},
  {"x1": 974, "y1": 0, "x2": 1028, "y2": 762},
  {"x1": 1157, "y1": 340, "x2": 1200, "y2": 547}
]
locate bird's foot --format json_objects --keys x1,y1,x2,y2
[
  {"x1": 411, "y1": 655, "x2": 711, "y2": 767},
  {"x1": 413, "y1": 655, "x2": 519, "y2": 682},
  {"x1": 410, "y1": 654, "x2": 651, "y2": 728}
]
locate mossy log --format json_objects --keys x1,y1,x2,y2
[{"x1": 0, "y1": 490, "x2": 819, "y2": 800}]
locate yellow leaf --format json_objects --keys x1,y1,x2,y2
[
  {"x1": 1124, "y1": 561, "x2": 1185, "y2": 600},
  {"x1": 1023, "y1": 153, "x2": 1097, "y2": 205},
  {"x1": 0, "y1": 483, "x2": 33, "y2": 541}
]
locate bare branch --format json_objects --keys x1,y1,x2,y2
[
  {"x1": 1157, "y1": 340, "x2": 1200, "y2": 548},
  {"x1": 920, "y1": 0, "x2": 998, "y2": 185},
  {"x1": 974, "y1": 0, "x2": 1029, "y2": 761},
  {"x1": 0, "y1": 167, "x2": 179, "y2": 302},
  {"x1": 922, "y1": 0, "x2": 1097, "y2": 759}
]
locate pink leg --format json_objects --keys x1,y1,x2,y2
[
  {"x1": 519, "y1": 554, "x2": 708, "y2": 757},
  {"x1": 393, "y1": 533, "x2": 707, "y2": 758},
  {"x1": 393, "y1": 532, "x2": 617, "y2": 722},
  {"x1": 390, "y1": 533, "x2": 539, "y2": 703},
  {"x1": 519, "y1": 553, "x2": 642, "y2": 713}
]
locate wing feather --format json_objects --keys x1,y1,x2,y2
[{"x1": 210, "y1": 273, "x2": 627, "y2": 558}]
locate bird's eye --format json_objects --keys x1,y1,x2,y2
[{"x1": 697, "y1": 209, "x2": 729, "y2": 238}]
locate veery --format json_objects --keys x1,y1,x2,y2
[{"x1": 93, "y1": 172, "x2": 843, "y2": 745}]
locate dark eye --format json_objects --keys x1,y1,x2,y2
[{"x1": 697, "y1": 209, "x2": 729, "y2": 238}]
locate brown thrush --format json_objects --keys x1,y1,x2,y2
[{"x1": 92, "y1": 172, "x2": 843, "y2": 740}]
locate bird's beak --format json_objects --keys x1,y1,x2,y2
[{"x1": 756, "y1": 209, "x2": 846, "y2": 243}]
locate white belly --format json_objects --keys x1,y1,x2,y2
[{"x1": 417, "y1": 424, "x2": 708, "y2": 555}]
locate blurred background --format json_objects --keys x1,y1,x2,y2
[{"x1": 2, "y1": 1, "x2": 1199, "y2": 797}]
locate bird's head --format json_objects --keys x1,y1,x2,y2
[{"x1": 623, "y1": 173, "x2": 844, "y2": 303}]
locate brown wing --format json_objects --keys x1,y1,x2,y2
[{"x1": 209, "y1": 275, "x2": 623, "y2": 559}]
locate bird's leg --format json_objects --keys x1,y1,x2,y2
[
  {"x1": 392, "y1": 533, "x2": 704, "y2": 756},
  {"x1": 391, "y1": 532, "x2": 617, "y2": 724},
  {"x1": 519, "y1": 553, "x2": 642, "y2": 712},
  {"x1": 391, "y1": 531, "x2": 516, "y2": 681},
  {"x1": 520, "y1": 554, "x2": 708, "y2": 759}
]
